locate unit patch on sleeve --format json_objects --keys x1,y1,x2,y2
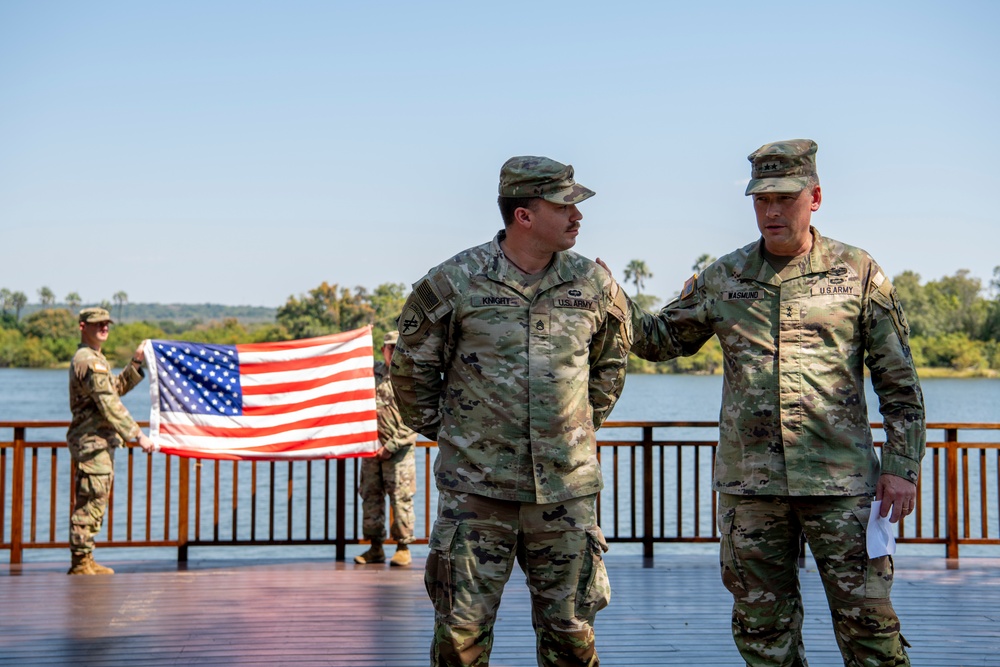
[
  {"x1": 399, "y1": 302, "x2": 426, "y2": 339},
  {"x1": 680, "y1": 274, "x2": 698, "y2": 300},
  {"x1": 414, "y1": 278, "x2": 442, "y2": 312}
]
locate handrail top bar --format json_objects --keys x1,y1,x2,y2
[
  {"x1": 602, "y1": 421, "x2": 1000, "y2": 430},
  {"x1": 0, "y1": 421, "x2": 151, "y2": 428},
  {"x1": 604, "y1": 421, "x2": 719, "y2": 427},
  {"x1": 2, "y1": 420, "x2": 999, "y2": 429}
]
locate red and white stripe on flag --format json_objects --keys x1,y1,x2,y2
[{"x1": 145, "y1": 325, "x2": 379, "y2": 460}]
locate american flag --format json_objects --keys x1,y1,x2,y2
[{"x1": 144, "y1": 326, "x2": 379, "y2": 460}]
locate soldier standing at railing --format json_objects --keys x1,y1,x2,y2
[
  {"x1": 354, "y1": 330, "x2": 418, "y2": 567},
  {"x1": 626, "y1": 139, "x2": 926, "y2": 666},
  {"x1": 66, "y1": 307, "x2": 156, "y2": 575}
]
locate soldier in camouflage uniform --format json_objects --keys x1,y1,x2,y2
[
  {"x1": 355, "y1": 330, "x2": 419, "y2": 567},
  {"x1": 629, "y1": 140, "x2": 925, "y2": 666},
  {"x1": 67, "y1": 307, "x2": 156, "y2": 575},
  {"x1": 390, "y1": 156, "x2": 631, "y2": 666}
]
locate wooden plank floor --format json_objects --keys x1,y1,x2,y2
[{"x1": 2, "y1": 552, "x2": 999, "y2": 666}]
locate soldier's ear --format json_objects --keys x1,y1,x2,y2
[
  {"x1": 512, "y1": 205, "x2": 533, "y2": 229},
  {"x1": 809, "y1": 185, "x2": 822, "y2": 212}
]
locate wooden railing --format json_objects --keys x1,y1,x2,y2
[{"x1": 2, "y1": 421, "x2": 998, "y2": 565}]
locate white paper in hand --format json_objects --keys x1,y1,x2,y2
[{"x1": 866, "y1": 500, "x2": 896, "y2": 558}]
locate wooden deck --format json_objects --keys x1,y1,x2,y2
[{"x1": 2, "y1": 552, "x2": 998, "y2": 666}]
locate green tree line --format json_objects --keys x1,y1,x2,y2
[
  {"x1": 0, "y1": 282, "x2": 407, "y2": 369},
  {"x1": 2, "y1": 265, "x2": 999, "y2": 375},
  {"x1": 3, "y1": 289, "x2": 277, "y2": 324}
]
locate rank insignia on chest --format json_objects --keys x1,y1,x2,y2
[{"x1": 780, "y1": 304, "x2": 801, "y2": 322}]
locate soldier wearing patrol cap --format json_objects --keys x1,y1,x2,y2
[
  {"x1": 629, "y1": 140, "x2": 925, "y2": 666},
  {"x1": 66, "y1": 307, "x2": 156, "y2": 575},
  {"x1": 390, "y1": 156, "x2": 631, "y2": 666},
  {"x1": 354, "y1": 329, "x2": 418, "y2": 567}
]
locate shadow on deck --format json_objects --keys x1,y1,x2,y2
[{"x1": 2, "y1": 553, "x2": 999, "y2": 666}]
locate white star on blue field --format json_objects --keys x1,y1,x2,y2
[{"x1": 154, "y1": 341, "x2": 243, "y2": 416}]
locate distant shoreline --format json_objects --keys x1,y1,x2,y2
[{"x1": 914, "y1": 367, "x2": 999, "y2": 379}]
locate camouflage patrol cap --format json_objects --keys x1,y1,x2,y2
[
  {"x1": 383, "y1": 330, "x2": 399, "y2": 347},
  {"x1": 78, "y1": 307, "x2": 113, "y2": 324},
  {"x1": 745, "y1": 139, "x2": 818, "y2": 195},
  {"x1": 498, "y1": 156, "x2": 595, "y2": 205}
]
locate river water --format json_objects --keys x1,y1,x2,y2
[
  {"x1": 3, "y1": 369, "x2": 998, "y2": 434},
  {"x1": 2, "y1": 369, "x2": 998, "y2": 561}
]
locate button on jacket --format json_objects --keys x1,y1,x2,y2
[{"x1": 631, "y1": 227, "x2": 925, "y2": 496}]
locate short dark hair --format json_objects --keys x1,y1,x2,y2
[{"x1": 497, "y1": 196, "x2": 541, "y2": 226}]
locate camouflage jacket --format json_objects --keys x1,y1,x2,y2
[
  {"x1": 631, "y1": 227, "x2": 926, "y2": 496},
  {"x1": 67, "y1": 345, "x2": 145, "y2": 464},
  {"x1": 391, "y1": 230, "x2": 631, "y2": 504},
  {"x1": 374, "y1": 360, "x2": 417, "y2": 456}
]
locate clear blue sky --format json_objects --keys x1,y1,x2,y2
[{"x1": 2, "y1": 1, "x2": 997, "y2": 308}]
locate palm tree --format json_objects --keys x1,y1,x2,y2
[
  {"x1": 0, "y1": 288, "x2": 10, "y2": 314},
  {"x1": 10, "y1": 291, "x2": 27, "y2": 321},
  {"x1": 38, "y1": 286, "x2": 56, "y2": 307},
  {"x1": 66, "y1": 292, "x2": 82, "y2": 311},
  {"x1": 112, "y1": 291, "x2": 129, "y2": 321},
  {"x1": 692, "y1": 253, "x2": 716, "y2": 275},
  {"x1": 623, "y1": 259, "x2": 653, "y2": 296}
]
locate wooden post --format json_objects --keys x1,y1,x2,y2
[
  {"x1": 642, "y1": 426, "x2": 654, "y2": 561},
  {"x1": 945, "y1": 428, "x2": 959, "y2": 563},
  {"x1": 336, "y1": 458, "x2": 346, "y2": 561},
  {"x1": 10, "y1": 427, "x2": 25, "y2": 565},
  {"x1": 178, "y1": 456, "x2": 189, "y2": 563}
]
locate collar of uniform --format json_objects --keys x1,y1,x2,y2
[
  {"x1": 804, "y1": 227, "x2": 837, "y2": 274},
  {"x1": 487, "y1": 229, "x2": 573, "y2": 288},
  {"x1": 76, "y1": 342, "x2": 106, "y2": 357},
  {"x1": 737, "y1": 226, "x2": 830, "y2": 283},
  {"x1": 487, "y1": 230, "x2": 513, "y2": 284}
]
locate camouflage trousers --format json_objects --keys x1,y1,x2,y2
[
  {"x1": 425, "y1": 489, "x2": 610, "y2": 667},
  {"x1": 70, "y1": 468, "x2": 114, "y2": 555},
  {"x1": 718, "y1": 493, "x2": 909, "y2": 667},
  {"x1": 358, "y1": 447, "x2": 416, "y2": 544}
]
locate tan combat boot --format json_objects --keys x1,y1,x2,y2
[
  {"x1": 67, "y1": 553, "x2": 115, "y2": 575},
  {"x1": 389, "y1": 545, "x2": 411, "y2": 567},
  {"x1": 354, "y1": 541, "x2": 385, "y2": 564}
]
